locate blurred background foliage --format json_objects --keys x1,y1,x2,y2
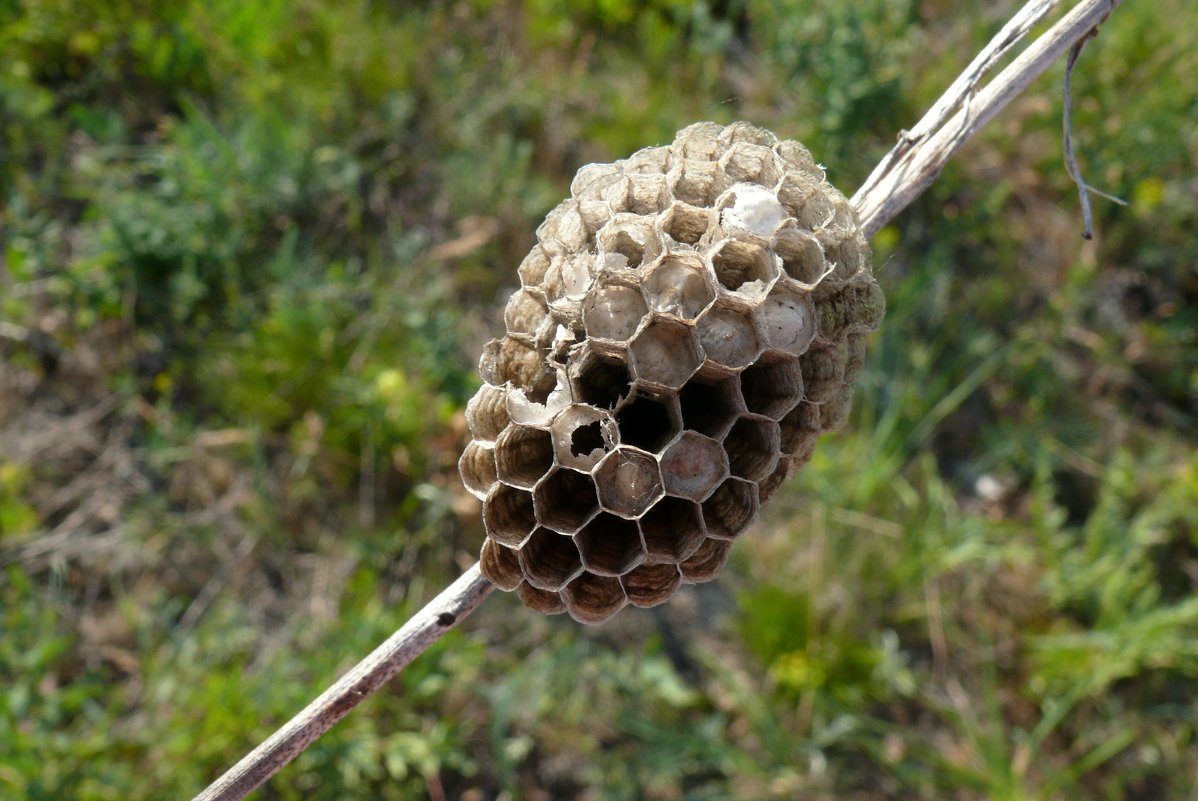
[{"x1": 1, "y1": 0, "x2": 1196, "y2": 798}]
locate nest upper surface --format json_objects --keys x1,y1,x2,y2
[{"x1": 460, "y1": 121, "x2": 884, "y2": 624}]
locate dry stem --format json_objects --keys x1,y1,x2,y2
[
  {"x1": 853, "y1": 0, "x2": 1123, "y2": 237},
  {"x1": 191, "y1": 566, "x2": 494, "y2": 801},
  {"x1": 189, "y1": 2, "x2": 1124, "y2": 798}
]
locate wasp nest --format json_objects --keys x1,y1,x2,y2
[{"x1": 460, "y1": 122, "x2": 884, "y2": 624}]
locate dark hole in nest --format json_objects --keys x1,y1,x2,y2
[
  {"x1": 617, "y1": 394, "x2": 675, "y2": 452},
  {"x1": 571, "y1": 421, "x2": 605, "y2": 456},
  {"x1": 575, "y1": 353, "x2": 632, "y2": 409},
  {"x1": 679, "y1": 376, "x2": 738, "y2": 438}
]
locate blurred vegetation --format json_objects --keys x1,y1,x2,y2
[{"x1": 1, "y1": 0, "x2": 1196, "y2": 799}]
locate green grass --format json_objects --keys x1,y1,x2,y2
[{"x1": 2, "y1": 1, "x2": 1196, "y2": 799}]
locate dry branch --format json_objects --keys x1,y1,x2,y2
[
  {"x1": 853, "y1": 0, "x2": 1122, "y2": 237},
  {"x1": 191, "y1": 566, "x2": 493, "y2": 801},
  {"x1": 189, "y1": 2, "x2": 1124, "y2": 798}
]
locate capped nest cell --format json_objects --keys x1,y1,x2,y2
[{"x1": 460, "y1": 121, "x2": 884, "y2": 623}]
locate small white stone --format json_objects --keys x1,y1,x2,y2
[{"x1": 975, "y1": 474, "x2": 1007, "y2": 503}]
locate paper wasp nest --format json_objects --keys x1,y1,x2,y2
[{"x1": 460, "y1": 122, "x2": 884, "y2": 624}]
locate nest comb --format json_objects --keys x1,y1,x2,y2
[{"x1": 459, "y1": 121, "x2": 884, "y2": 624}]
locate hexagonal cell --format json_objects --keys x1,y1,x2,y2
[
  {"x1": 759, "y1": 289, "x2": 817, "y2": 356},
  {"x1": 459, "y1": 441, "x2": 498, "y2": 499},
  {"x1": 562, "y1": 571, "x2": 628, "y2": 624},
  {"x1": 739, "y1": 355, "x2": 803, "y2": 420},
  {"x1": 779, "y1": 400, "x2": 821, "y2": 455},
  {"x1": 702, "y1": 477, "x2": 759, "y2": 540},
  {"x1": 674, "y1": 121, "x2": 723, "y2": 160},
  {"x1": 597, "y1": 214, "x2": 661, "y2": 270},
  {"x1": 583, "y1": 284, "x2": 648, "y2": 342},
  {"x1": 495, "y1": 425, "x2": 555, "y2": 488},
  {"x1": 796, "y1": 187, "x2": 836, "y2": 230},
  {"x1": 570, "y1": 162, "x2": 624, "y2": 201},
  {"x1": 465, "y1": 383, "x2": 509, "y2": 441},
  {"x1": 615, "y1": 392, "x2": 679, "y2": 453},
  {"x1": 717, "y1": 183, "x2": 787, "y2": 238},
  {"x1": 719, "y1": 143, "x2": 782, "y2": 187},
  {"x1": 642, "y1": 253, "x2": 716, "y2": 320},
  {"x1": 678, "y1": 373, "x2": 743, "y2": 439},
  {"x1": 710, "y1": 239, "x2": 777, "y2": 295},
  {"x1": 506, "y1": 368, "x2": 569, "y2": 426},
  {"x1": 626, "y1": 173, "x2": 669, "y2": 215},
  {"x1": 518, "y1": 244, "x2": 552, "y2": 288},
  {"x1": 599, "y1": 175, "x2": 632, "y2": 212},
  {"x1": 848, "y1": 280, "x2": 886, "y2": 334},
  {"x1": 543, "y1": 252, "x2": 594, "y2": 303},
  {"x1": 518, "y1": 581, "x2": 567, "y2": 615},
  {"x1": 775, "y1": 170, "x2": 822, "y2": 221},
  {"x1": 534, "y1": 467, "x2": 600, "y2": 534},
  {"x1": 504, "y1": 288, "x2": 549, "y2": 337},
  {"x1": 550, "y1": 404, "x2": 615, "y2": 471},
  {"x1": 774, "y1": 139, "x2": 817, "y2": 172},
  {"x1": 722, "y1": 415, "x2": 780, "y2": 482},
  {"x1": 536, "y1": 200, "x2": 588, "y2": 252},
  {"x1": 790, "y1": 431, "x2": 820, "y2": 468},
  {"x1": 480, "y1": 538, "x2": 524, "y2": 591},
  {"x1": 578, "y1": 199, "x2": 612, "y2": 241},
  {"x1": 593, "y1": 447, "x2": 664, "y2": 519},
  {"x1": 537, "y1": 317, "x2": 583, "y2": 364},
  {"x1": 659, "y1": 431, "x2": 728, "y2": 501},
  {"x1": 773, "y1": 224, "x2": 827, "y2": 286},
  {"x1": 675, "y1": 120, "x2": 718, "y2": 159},
  {"x1": 843, "y1": 333, "x2": 868, "y2": 384},
  {"x1": 718, "y1": 121, "x2": 778, "y2": 147},
  {"x1": 570, "y1": 419, "x2": 607, "y2": 457},
  {"x1": 799, "y1": 345, "x2": 846, "y2": 404},
  {"x1": 757, "y1": 458, "x2": 791, "y2": 504},
  {"x1": 624, "y1": 145, "x2": 670, "y2": 174},
  {"x1": 519, "y1": 527, "x2": 585, "y2": 591},
  {"x1": 819, "y1": 384, "x2": 853, "y2": 432},
  {"x1": 628, "y1": 317, "x2": 703, "y2": 389},
  {"x1": 575, "y1": 513, "x2": 645, "y2": 577},
  {"x1": 479, "y1": 335, "x2": 542, "y2": 389},
  {"x1": 814, "y1": 288, "x2": 853, "y2": 343},
  {"x1": 679, "y1": 537, "x2": 734, "y2": 584},
  {"x1": 483, "y1": 483, "x2": 538, "y2": 547},
  {"x1": 696, "y1": 301, "x2": 761, "y2": 370},
  {"x1": 818, "y1": 226, "x2": 870, "y2": 280},
  {"x1": 571, "y1": 347, "x2": 633, "y2": 410},
  {"x1": 660, "y1": 201, "x2": 713, "y2": 246},
  {"x1": 666, "y1": 159, "x2": 726, "y2": 208},
  {"x1": 622, "y1": 562, "x2": 683, "y2": 609},
  {"x1": 639, "y1": 496, "x2": 706, "y2": 564}
]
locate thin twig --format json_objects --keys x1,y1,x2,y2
[
  {"x1": 853, "y1": 0, "x2": 1124, "y2": 237},
  {"x1": 1063, "y1": 41, "x2": 1096, "y2": 238},
  {"x1": 189, "y1": 3, "x2": 1126, "y2": 798},
  {"x1": 1062, "y1": 29, "x2": 1128, "y2": 239},
  {"x1": 855, "y1": 0, "x2": 1060, "y2": 205},
  {"x1": 191, "y1": 565, "x2": 494, "y2": 801}
]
